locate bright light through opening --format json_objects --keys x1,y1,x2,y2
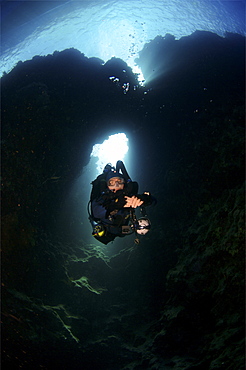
[
  {"x1": 132, "y1": 65, "x2": 145, "y2": 86},
  {"x1": 91, "y1": 133, "x2": 129, "y2": 174}
]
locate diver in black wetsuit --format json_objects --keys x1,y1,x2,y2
[{"x1": 88, "y1": 160, "x2": 155, "y2": 245}]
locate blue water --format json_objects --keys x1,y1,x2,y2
[{"x1": 1, "y1": 0, "x2": 245, "y2": 78}]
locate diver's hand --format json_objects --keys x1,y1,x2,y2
[{"x1": 123, "y1": 196, "x2": 144, "y2": 208}]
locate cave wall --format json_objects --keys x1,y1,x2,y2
[{"x1": 1, "y1": 31, "x2": 245, "y2": 369}]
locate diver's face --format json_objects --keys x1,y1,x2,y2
[{"x1": 107, "y1": 177, "x2": 124, "y2": 193}]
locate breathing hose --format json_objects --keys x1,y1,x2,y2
[{"x1": 116, "y1": 160, "x2": 131, "y2": 182}]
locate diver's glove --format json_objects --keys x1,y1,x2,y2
[
  {"x1": 137, "y1": 192, "x2": 156, "y2": 206},
  {"x1": 124, "y1": 196, "x2": 144, "y2": 208}
]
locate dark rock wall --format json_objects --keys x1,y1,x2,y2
[{"x1": 1, "y1": 31, "x2": 245, "y2": 369}]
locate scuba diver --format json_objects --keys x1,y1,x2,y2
[{"x1": 88, "y1": 160, "x2": 155, "y2": 245}]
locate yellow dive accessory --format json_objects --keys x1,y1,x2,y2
[{"x1": 92, "y1": 224, "x2": 105, "y2": 237}]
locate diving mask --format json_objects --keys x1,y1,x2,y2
[{"x1": 107, "y1": 177, "x2": 125, "y2": 186}]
